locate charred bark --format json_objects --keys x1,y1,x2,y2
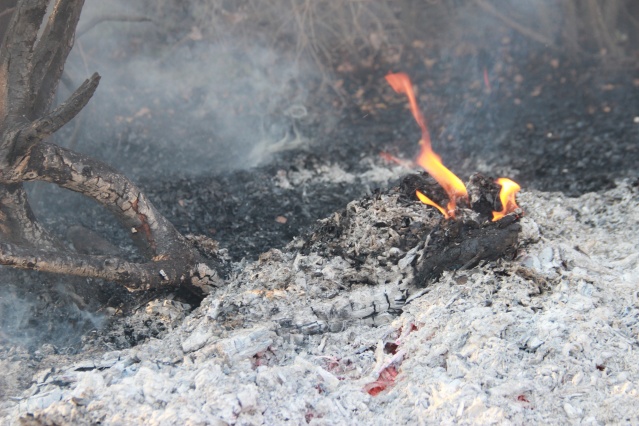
[{"x1": 0, "y1": 0, "x2": 220, "y2": 294}]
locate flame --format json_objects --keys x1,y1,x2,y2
[
  {"x1": 492, "y1": 178, "x2": 521, "y2": 221},
  {"x1": 483, "y1": 67, "x2": 492, "y2": 92},
  {"x1": 416, "y1": 190, "x2": 449, "y2": 219},
  {"x1": 386, "y1": 72, "x2": 522, "y2": 221},
  {"x1": 386, "y1": 72, "x2": 468, "y2": 218}
]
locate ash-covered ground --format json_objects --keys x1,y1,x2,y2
[{"x1": 3, "y1": 178, "x2": 639, "y2": 424}]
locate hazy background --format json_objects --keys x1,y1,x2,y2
[{"x1": 54, "y1": 0, "x2": 638, "y2": 178}]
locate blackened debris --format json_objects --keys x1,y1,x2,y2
[
  {"x1": 398, "y1": 173, "x2": 448, "y2": 206},
  {"x1": 467, "y1": 173, "x2": 502, "y2": 220},
  {"x1": 416, "y1": 216, "x2": 521, "y2": 286}
]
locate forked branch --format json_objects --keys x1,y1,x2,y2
[{"x1": 0, "y1": 0, "x2": 221, "y2": 295}]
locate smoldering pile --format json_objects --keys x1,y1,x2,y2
[{"x1": 3, "y1": 176, "x2": 639, "y2": 425}]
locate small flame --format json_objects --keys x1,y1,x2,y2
[
  {"x1": 483, "y1": 67, "x2": 492, "y2": 92},
  {"x1": 416, "y1": 190, "x2": 449, "y2": 219},
  {"x1": 492, "y1": 178, "x2": 521, "y2": 221},
  {"x1": 386, "y1": 72, "x2": 468, "y2": 218},
  {"x1": 387, "y1": 72, "x2": 522, "y2": 221}
]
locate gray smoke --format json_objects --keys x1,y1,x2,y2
[{"x1": 58, "y1": 0, "x2": 321, "y2": 179}]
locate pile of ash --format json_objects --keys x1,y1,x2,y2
[{"x1": 4, "y1": 175, "x2": 638, "y2": 424}]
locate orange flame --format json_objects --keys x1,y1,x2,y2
[
  {"x1": 492, "y1": 178, "x2": 521, "y2": 221},
  {"x1": 416, "y1": 190, "x2": 449, "y2": 219},
  {"x1": 386, "y1": 72, "x2": 468, "y2": 218}
]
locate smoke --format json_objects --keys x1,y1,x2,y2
[
  {"x1": 0, "y1": 269, "x2": 105, "y2": 351},
  {"x1": 1, "y1": 0, "x2": 327, "y2": 350},
  {"x1": 58, "y1": 0, "x2": 322, "y2": 179},
  {"x1": 52, "y1": 0, "x2": 637, "y2": 181}
]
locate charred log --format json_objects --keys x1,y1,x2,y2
[
  {"x1": 415, "y1": 215, "x2": 521, "y2": 286},
  {"x1": 396, "y1": 172, "x2": 522, "y2": 286}
]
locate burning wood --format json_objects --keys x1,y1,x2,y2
[
  {"x1": 381, "y1": 73, "x2": 526, "y2": 284},
  {"x1": 399, "y1": 172, "x2": 522, "y2": 286},
  {"x1": 385, "y1": 72, "x2": 521, "y2": 221}
]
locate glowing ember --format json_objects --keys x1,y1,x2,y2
[
  {"x1": 492, "y1": 178, "x2": 521, "y2": 221},
  {"x1": 386, "y1": 72, "x2": 468, "y2": 218},
  {"x1": 363, "y1": 366, "x2": 399, "y2": 396}
]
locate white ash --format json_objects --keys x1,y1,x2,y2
[
  {"x1": 274, "y1": 158, "x2": 408, "y2": 190},
  {"x1": 3, "y1": 180, "x2": 639, "y2": 425}
]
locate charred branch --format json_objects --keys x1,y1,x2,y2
[
  {"x1": 30, "y1": 0, "x2": 86, "y2": 117},
  {"x1": 3, "y1": 72, "x2": 100, "y2": 165},
  {"x1": 0, "y1": 0, "x2": 221, "y2": 294},
  {"x1": 20, "y1": 142, "x2": 192, "y2": 258},
  {"x1": 0, "y1": 183, "x2": 61, "y2": 249},
  {"x1": 0, "y1": 239, "x2": 221, "y2": 294},
  {"x1": 26, "y1": 73, "x2": 99, "y2": 144}
]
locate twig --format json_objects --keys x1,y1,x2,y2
[
  {"x1": 24, "y1": 73, "x2": 100, "y2": 147},
  {"x1": 474, "y1": 0, "x2": 553, "y2": 46},
  {"x1": 0, "y1": 6, "x2": 15, "y2": 19},
  {"x1": 76, "y1": 15, "x2": 153, "y2": 38}
]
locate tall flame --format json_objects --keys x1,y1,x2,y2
[
  {"x1": 492, "y1": 178, "x2": 521, "y2": 221},
  {"x1": 385, "y1": 72, "x2": 468, "y2": 218}
]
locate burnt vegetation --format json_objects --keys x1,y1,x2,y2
[{"x1": 0, "y1": 0, "x2": 219, "y2": 295}]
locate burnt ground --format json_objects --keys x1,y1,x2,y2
[
  {"x1": 141, "y1": 43, "x2": 639, "y2": 261},
  {"x1": 1, "y1": 28, "x2": 638, "y2": 360}
]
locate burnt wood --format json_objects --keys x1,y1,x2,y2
[
  {"x1": 416, "y1": 215, "x2": 521, "y2": 286},
  {"x1": 0, "y1": 0, "x2": 217, "y2": 294},
  {"x1": 398, "y1": 173, "x2": 521, "y2": 286}
]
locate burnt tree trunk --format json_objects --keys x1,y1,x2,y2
[{"x1": 0, "y1": 0, "x2": 219, "y2": 294}]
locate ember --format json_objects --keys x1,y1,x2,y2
[
  {"x1": 363, "y1": 366, "x2": 399, "y2": 396},
  {"x1": 386, "y1": 72, "x2": 521, "y2": 221}
]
